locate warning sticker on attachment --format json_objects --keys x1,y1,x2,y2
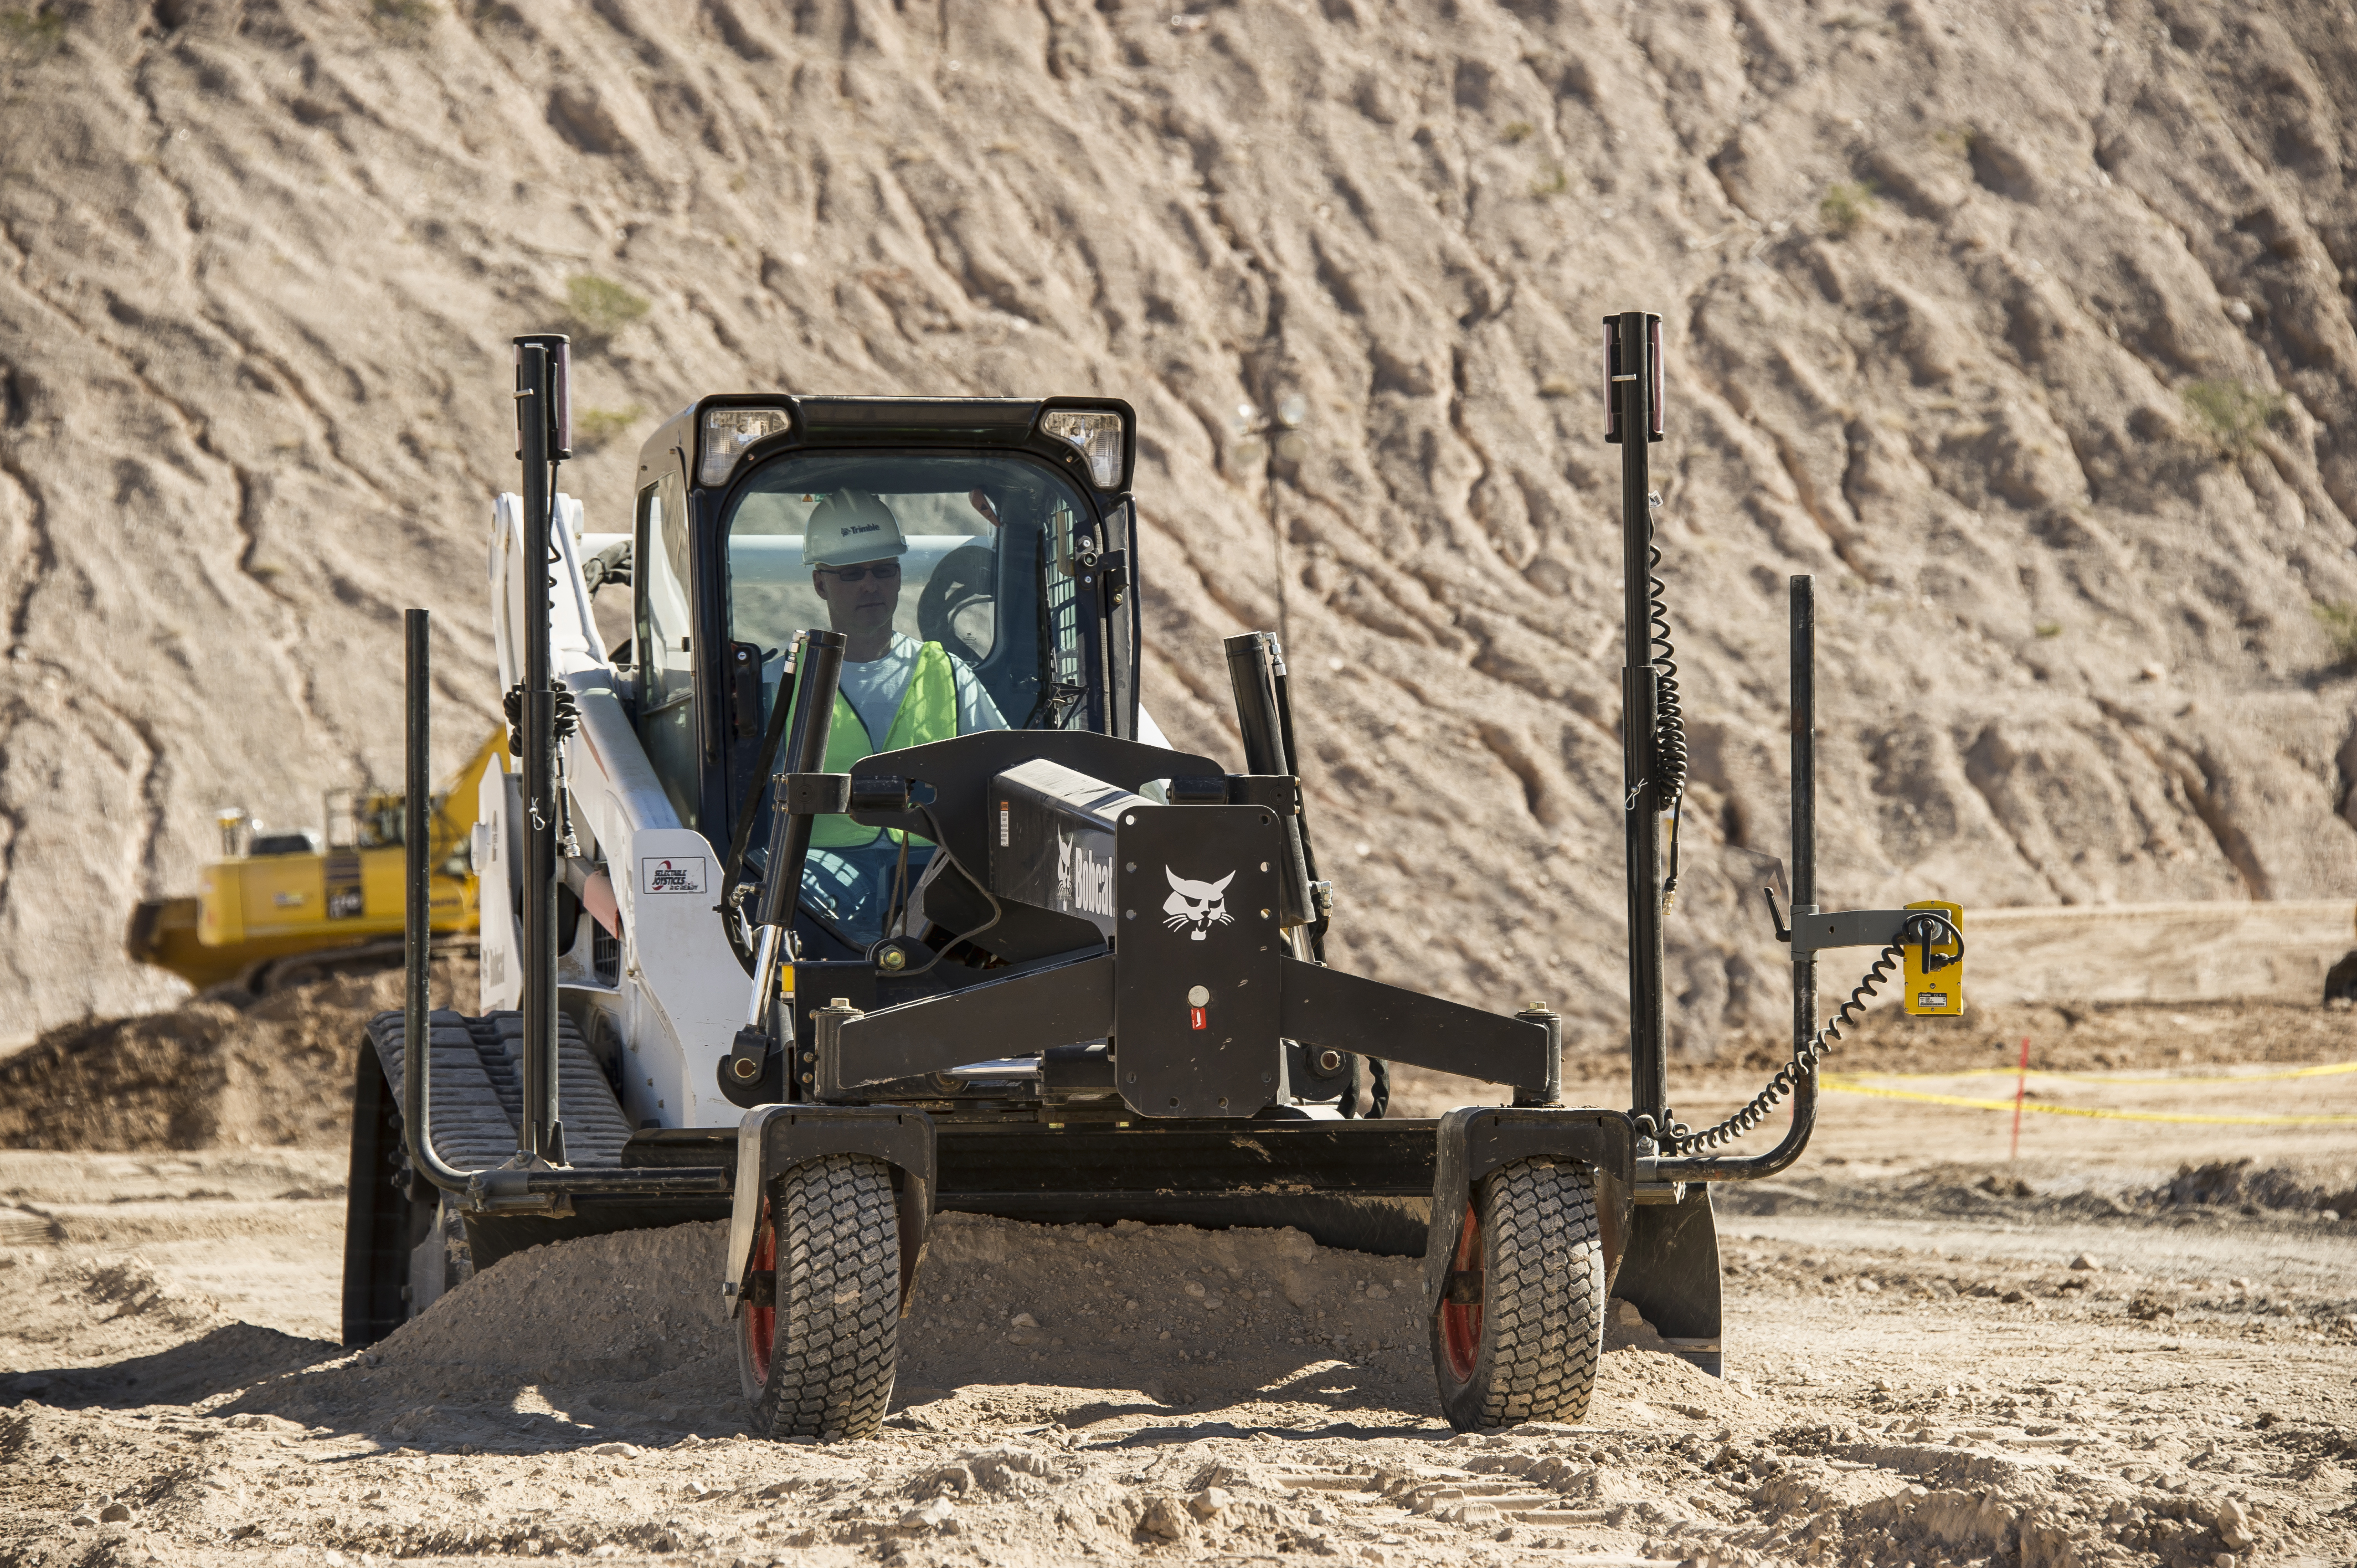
[{"x1": 640, "y1": 856, "x2": 708, "y2": 895}]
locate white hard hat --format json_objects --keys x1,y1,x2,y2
[{"x1": 801, "y1": 489, "x2": 908, "y2": 569}]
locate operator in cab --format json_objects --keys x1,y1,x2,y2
[{"x1": 790, "y1": 490, "x2": 1006, "y2": 942}]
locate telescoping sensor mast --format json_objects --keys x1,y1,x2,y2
[
  {"x1": 355, "y1": 316, "x2": 1964, "y2": 1443},
  {"x1": 1603, "y1": 302, "x2": 1970, "y2": 1188}
]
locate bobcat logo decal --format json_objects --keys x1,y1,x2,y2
[
  {"x1": 1058, "y1": 833, "x2": 1115, "y2": 918},
  {"x1": 1162, "y1": 867, "x2": 1236, "y2": 941}
]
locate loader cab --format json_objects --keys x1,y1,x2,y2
[{"x1": 625, "y1": 395, "x2": 1140, "y2": 957}]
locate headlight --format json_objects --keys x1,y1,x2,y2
[
  {"x1": 700, "y1": 406, "x2": 790, "y2": 485},
  {"x1": 1040, "y1": 409, "x2": 1125, "y2": 489}
]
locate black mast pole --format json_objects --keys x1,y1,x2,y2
[
  {"x1": 1788, "y1": 574, "x2": 1819, "y2": 1106},
  {"x1": 513, "y1": 334, "x2": 569, "y2": 1165},
  {"x1": 1643, "y1": 579, "x2": 1825, "y2": 1183},
  {"x1": 399, "y1": 608, "x2": 467, "y2": 1196},
  {"x1": 1608, "y1": 311, "x2": 1669, "y2": 1144}
]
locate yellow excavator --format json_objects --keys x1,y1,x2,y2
[{"x1": 127, "y1": 732, "x2": 502, "y2": 993}]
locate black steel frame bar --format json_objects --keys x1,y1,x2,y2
[
  {"x1": 480, "y1": 1167, "x2": 732, "y2": 1198},
  {"x1": 819, "y1": 952, "x2": 1551, "y2": 1097},
  {"x1": 1223, "y1": 632, "x2": 1289, "y2": 775},
  {"x1": 1651, "y1": 576, "x2": 1819, "y2": 1183},
  {"x1": 402, "y1": 610, "x2": 473, "y2": 1196},
  {"x1": 754, "y1": 630, "x2": 848, "y2": 932},
  {"x1": 630, "y1": 1115, "x2": 1634, "y2": 1196},
  {"x1": 517, "y1": 341, "x2": 562, "y2": 1163},
  {"x1": 1615, "y1": 312, "x2": 1669, "y2": 1134}
]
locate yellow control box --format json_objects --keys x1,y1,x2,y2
[{"x1": 1901, "y1": 900, "x2": 1963, "y2": 1016}]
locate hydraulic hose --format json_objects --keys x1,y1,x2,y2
[
  {"x1": 718, "y1": 634, "x2": 806, "y2": 977},
  {"x1": 887, "y1": 804, "x2": 1003, "y2": 980}
]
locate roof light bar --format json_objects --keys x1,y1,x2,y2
[
  {"x1": 700, "y1": 406, "x2": 791, "y2": 485},
  {"x1": 1039, "y1": 409, "x2": 1125, "y2": 490}
]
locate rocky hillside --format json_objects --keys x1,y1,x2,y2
[{"x1": 2, "y1": 0, "x2": 2352, "y2": 1053}]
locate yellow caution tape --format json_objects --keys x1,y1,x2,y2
[
  {"x1": 1852, "y1": 1061, "x2": 2357, "y2": 1086},
  {"x1": 1817, "y1": 1075, "x2": 2357, "y2": 1125}
]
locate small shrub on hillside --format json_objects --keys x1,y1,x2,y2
[
  {"x1": 0, "y1": 8, "x2": 65, "y2": 59},
  {"x1": 572, "y1": 405, "x2": 645, "y2": 452},
  {"x1": 2180, "y1": 378, "x2": 2286, "y2": 456},
  {"x1": 1820, "y1": 180, "x2": 1877, "y2": 238},
  {"x1": 369, "y1": 0, "x2": 436, "y2": 38},
  {"x1": 2312, "y1": 601, "x2": 2357, "y2": 669},
  {"x1": 565, "y1": 275, "x2": 651, "y2": 349}
]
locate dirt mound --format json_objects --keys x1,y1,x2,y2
[
  {"x1": 2152, "y1": 1157, "x2": 2357, "y2": 1215},
  {"x1": 0, "y1": 957, "x2": 471, "y2": 1152},
  {"x1": 246, "y1": 1211, "x2": 1716, "y2": 1440},
  {"x1": 358, "y1": 1213, "x2": 1443, "y2": 1424}
]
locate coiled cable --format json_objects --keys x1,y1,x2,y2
[
  {"x1": 1646, "y1": 494, "x2": 1690, "y2": 907},
  {"x1": 1663, "y1": 911, "x2": 1965, "y2": 1154}
]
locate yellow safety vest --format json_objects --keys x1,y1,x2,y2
[{"x1": 804, "y1": 641, "x2": 959, "y2": 848}]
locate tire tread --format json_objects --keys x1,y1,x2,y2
[
  {"x1": 1433, "y1": 1156, "x2": 1603, "y2": 1431},
  {"x1": 743, "y1": 1155, "x2": 898, "y2": 1441}
]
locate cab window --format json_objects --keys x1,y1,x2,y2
[
  {"x1": 635, "y1": 464, "x2": 698, "y2": 829},
  {"x1": 722, "y1": 452, "x2": 1097, "y2": 948}
]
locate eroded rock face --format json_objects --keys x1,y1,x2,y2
[{"x1": 1, "y1": 0, "x2": 2352, "y2": 1049}]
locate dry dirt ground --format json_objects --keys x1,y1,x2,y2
[{"x1": 2, "y1": 1009, "x2": 2353, "y2": 1568}]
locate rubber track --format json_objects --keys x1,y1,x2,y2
[
  {"x1": 364, "y1": 1010, "x2": 632, "y2": 1169},
  {"x1": 483, "y1": 1012, "x2": 633, "y2": 1168},
  {"x1": 753, "y1": 1156, "x2": 899, "y2": 1441},
  {"x1": 1476, "y1": 1157, "x2": 1603, "y2": 1427}
]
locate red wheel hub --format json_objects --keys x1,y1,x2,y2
[
  {"x1": 1438, "y1": 1201, "x2": 1482, "y2": 1382},
  {"x1": 744, "y1": 1198, "x2": 775, "y2": 1387}
]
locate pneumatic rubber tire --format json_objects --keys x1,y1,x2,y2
[
  {"x1": 737, "y1": 1154, "x2": 900, "y2": 1442},
  {"x1": 1430, "y1": 1156, "x2": 1604, "y2": 1432}
]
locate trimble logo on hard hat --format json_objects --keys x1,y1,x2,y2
[{"x1": 802, "y1": 491, "x2": 910, "y2": 569}]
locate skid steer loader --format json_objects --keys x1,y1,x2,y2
[{"x1": 344, "y1": 318, "x2": 1963, "y2": 1438}]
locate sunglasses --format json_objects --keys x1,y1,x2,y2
[{"x1": 817, "y1": 562, "x2": 902, "y2": 582}]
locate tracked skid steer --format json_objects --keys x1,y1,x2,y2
[{"x1": 344, "y1": 319, "x2": 1963, "y2": 1440}]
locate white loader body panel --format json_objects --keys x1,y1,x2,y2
[{"x1": 484, "y1": 491, "x2": 744, "y2": 1132}]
